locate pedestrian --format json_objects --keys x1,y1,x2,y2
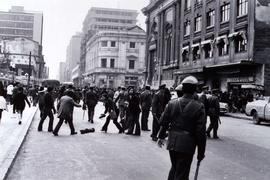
[
  {"x1": 140, "y1": 85, "x2": 152, "y2": 131},
  {"x1": 0, "y1": 86, "x2": 8, "y2": 124},
  {"x1": 13, "y1": 86, "x2": 31, "y2": 125},
  {"x1": 38, "y1": 87, "x2": 56, "y2": 132},
  {"x1": 53, "y1": 91, "x2": 81, "y2": 136},
  {"x1": 83, "y1": 86, "x2": 98, "y2": 123},
  {"x1": 38, "y1": 87, "x2": 46, "y2": 119},
  {"x1": 151, "y1": 84, "x2": 170, "y2": 141},
  {"x1": 157, "y1": 76, "x2": 206, "y2": 180},
  {"x1": 198, "y1": 86, "x2": 209, "y2": 116},
  {"x1": 101, "y1": 93, "x2": 123, "y2": 133},
  {"x1": 125, "y1": 88, "x2": 141, "y2": 136},
  {"x1": 6, "y1": 83, "x2": 13, "y2": 105},
  {"x1": 115, "y1": 87, "x2": 128, "y2": 127},
  {"x1": 206, "y1": 89, "x2": 220, "y2": 139}
]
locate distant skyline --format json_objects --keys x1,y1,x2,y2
[{"x1": 0, "y1": 0, "x2": 149, "y2": 79}]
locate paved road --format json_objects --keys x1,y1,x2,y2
[{"x1": 6, "y1": 102, "x2": 270, "y2": 180}]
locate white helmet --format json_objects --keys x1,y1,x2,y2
[{"x1": 181, "y1": 76, "x2": 198, "y2": 85}]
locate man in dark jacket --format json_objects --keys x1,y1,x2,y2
[
  {"x1": 38, "y1": 87, "x2": 56, "y2": 132},
  {"x1": 206, "y1": 89, "x2": 220, "y2": 139},
  {"x1": 53, "y1": 91, "x2": 81, "y2": 136},
  {"x1": 151, "y1": 84, "x2": 170, "y2": 141},
  {"x1": 84, "y1": 86, "x2": 98, "y2": 123},
  {"x1": 157, "y1": 76, "x2": 206, "y2": 180},
  {"x1": 140, "y1": 85, "x2": 152, "y2": 131}
]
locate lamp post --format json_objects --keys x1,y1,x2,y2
[{"x1": 27, "y1": 51, "x2": 32, "y2": 89}]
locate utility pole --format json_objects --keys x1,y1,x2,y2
[{"x1": 27, "y1": 51, "x2": 31, "y2": 89}]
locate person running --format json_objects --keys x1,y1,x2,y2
[
  {"x1": 101, "y1": 93, "x2": 123, "y2": 133},
  {"x1": 13, "y1": 86, "x2": 31, "y2": 125},
  {"x1": 53, "y1": 91, "x2": 81, "y2": 136}
]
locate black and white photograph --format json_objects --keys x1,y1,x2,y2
[{"x1": 0, "y1": 0, "x2": 270, "y2": 179}]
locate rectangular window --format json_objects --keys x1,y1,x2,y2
[
  {"x1": 221, "y1": 3, "x2": 230, "y2": 22},
  {"x1": 129, "y1": 60, "x2": 135, "y2": 69},
  {"x1": 110, "y1": 58, "x2": 115, "y2": 68},
  {"x1": 184, "y1": 20, "x2": 190, "y2": 36},
  {"x1": 206, "y1": 10, "x2": 215, "y2": 27},
  {"x1": 101, "y1": 58, "x2": 107, "y2": 68},
  {"x1": 194, "y1": 16, "x2": 202, "y2": 32},
  {"x1": 192, "y1": 46, "x2": 200, "y2": 61},
  {"x1": 129, "y1": 42, "x2": 136, "y2": 48},
  {"x1": 237, "y1": 0, "x2": 248, "y2": 16},
  {"x1": 184, "y1": 0, "x2": 191, "y2": 10},
  {"x1": 101, "y1": 41, "x2": 108, "y2": 47},
  {"x1": 235, "y1": 36, "x2": 247, "y2": 53},
  {"x1": 111, "y1": 41, "x2": 116, "y2": 47},
  {"x1": 218, "y1": 40, "x2": 229, "y2": 56},
  {"x1": 203, "y1": 43, "x2": 212, "y2": 59},
  {"x1": 195, "y1": 0, "x2": 202, "y2": 6}
]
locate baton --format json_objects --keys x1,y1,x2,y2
[
  {"x1": 194, "y1": 161, "x2": 201, "y2": 180},
  {"x1": 82, "y1": 110, "x2": 85, "y2": 121}
]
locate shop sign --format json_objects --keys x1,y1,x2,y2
[{"x1": 227, "y1": 76, "x2": 254, "y2": 83}]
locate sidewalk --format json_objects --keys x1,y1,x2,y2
[
  {"x1": 225, "y1": 112, "x2": 252, "y2": 121},
  {"x1": 0, "y1": 105, "x2": 37, "y2": 180}
]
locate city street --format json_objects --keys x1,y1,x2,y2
[{"x1": 6, "y1": 102, "x2": 270, "y2": 180}]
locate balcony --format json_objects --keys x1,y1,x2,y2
[{"x1": 126, "y1": 48, "x2": 139, "y2": 54}]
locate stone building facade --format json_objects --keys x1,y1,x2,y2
[
  {"x1": 143, "y1": 0, "x2": 270, "y2": 95},
  {"x1": 83, "y1": 26, "x2": 146, "y2": 88}
]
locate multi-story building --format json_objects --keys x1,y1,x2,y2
[
  {"x1": 66, "y1": 32, "x2": 82, "y2": 81},
  {"x1": 0, "y1": 37, "x2": 42, "y2": 84},
  {"x1": 0, "y1": 6, "x2": 45, "y2": 81},
  {"x1": 0, "y1": 6, "x2": 43, "y2": 45},
  {"x1": 143, "y1": 0, "x2": 270, "y2": 95},
  {"x1": 59, "y1": 62, "x2": 67, "y2": 83},
  {"x1": 80, "y1": 7, "x2": 139, "y2": 86},
  {"x1": 84, "y1": 26, "x2": 146, "y2": 88}
]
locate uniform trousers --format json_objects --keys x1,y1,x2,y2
[
  {"x1": 141, "y1": 107, "x2": 150, "y2": 130},
  {"x1": 206, "y1": 115, "x2": 219, "y2": 137},
  {"x1": 38, "y1": 109, "x2": 54, "y2": 131},
  {"x1": 151, "y1": 114, "x2": 161, "y2": 138},
  {"x1": 168, "y1": 151, "x2": 194, "y2": 180}
]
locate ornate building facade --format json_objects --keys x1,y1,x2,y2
[{"x1": 143, "y1": 0, "x2": 270, "y2": 95}]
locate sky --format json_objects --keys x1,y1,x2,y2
[{"x1": 0, "y1": 0, "x2": 149, "y2": 79}]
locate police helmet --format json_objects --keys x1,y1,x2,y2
[
  {"x1": 175, "y1": 84, "x2": 183, "y2": 91},
  {"x1": 181, "y1": 76, "x2": 198, "y2": 85}
]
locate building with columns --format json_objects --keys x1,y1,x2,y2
[
  {"x1": 143, "y1": 0, "x2": 270, "y2": 95},
  {"x1": 83, "y1": 26, "x2": 146, "y2": 88}
]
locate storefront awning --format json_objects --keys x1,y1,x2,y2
[
  {"x1": 216, "y1": 35, "x2": 229, "y2": 44},
  {"x1": 241, "y1": 84, "x2": 264, "y2": 90},
  {"x1": 181, "y1": 46, "x2": 189, "y2": 54}
]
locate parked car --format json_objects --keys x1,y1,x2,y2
[
  {"x1": 219, "y1": 102, "x2": 229, "y2": 115},
  {"x1": 245, "y1": 96, "x2": 270, "y2": 124}
]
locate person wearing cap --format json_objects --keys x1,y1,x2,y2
[
  {"x1": 140, "y1": 85, "x2": 152, "y2": 131},
  {"x1": 157, "y1": 76, "x2": 206, "y2": 180},
  {"x1": 83, "y1": 86, "x2": 98, "y2": 123},
  {"x1": 206, "y1": 89, "x2": 220, "y2": 139},
  {"x1": 151, "y1": 84, "x2": 170, "y2": 141}
]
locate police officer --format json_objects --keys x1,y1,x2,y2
[
  {"x1": 151, "y1": 84, "x2": 170, "y2": 141},
  {"x1": 157, "y1": 76, "x2": 206, "y2": 180},
  {"x1": 140, "y1": 85, "x2": 152, "y2": 131},
  {"x1": 206, "y1": 89, "x2": 220, "y2": 139},
  {"x1": 83, "y1": 86, "x2": 98, "y2": 123}
]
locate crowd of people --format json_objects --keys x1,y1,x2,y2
[{"x1": 1, "y1": 77, "x2": 257, "y2": 179}]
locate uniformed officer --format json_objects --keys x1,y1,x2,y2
[
  {"x1": 206, "y1": 89, "x2": 220, "y2": 139},
  {"x1": 151, "y1": 84, "x2": 170, "y2": 141},
  {"x1": 157, "y1": 76, "x2": 206, "y2": 180},
  {"x1": 83, "y1": 86, "x2": 98, "y2": 123}
]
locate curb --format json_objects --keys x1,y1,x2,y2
[
  {"x1": 224, "y1": 114, "x2": 252, "y2": 121},
  {"x1": 0, "y1": 108, "x2": 38, "y2": 180}
]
